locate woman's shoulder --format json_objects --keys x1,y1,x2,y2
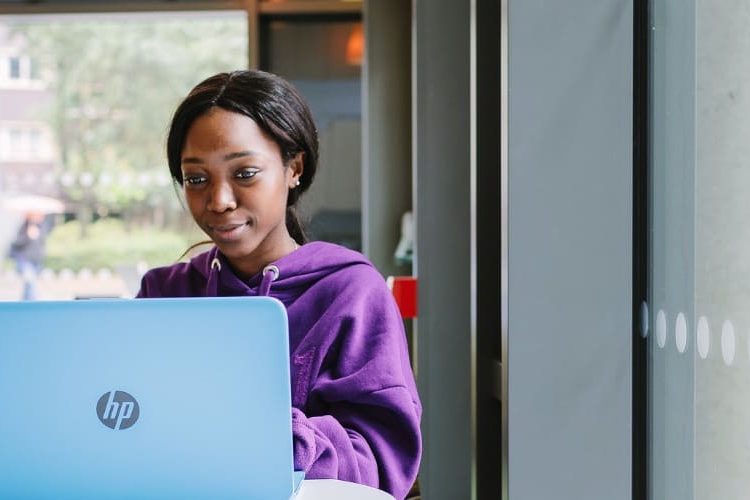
[
  {"x1": 293, "y1": 244, "x2": 396, "y2": 310},
  {"x1": 137, "y1": 249, "x2": 213, "y2": 298},
  {"x1": 300, "y1": 242, "x2": 386, "y2": 286},
  {"x1": 141, "y1": 260, "x2": 194, "y2": 282}
]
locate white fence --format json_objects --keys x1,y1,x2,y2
[{"x1": 0, "y1": 265, "x2": 144, "y2": 301}]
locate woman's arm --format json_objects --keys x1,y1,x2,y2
[
  {"x1": 292, "y1": 384, "x2": 420, "y2": 500},
  {"x1": 291, "y1": 272, "x2": 422, "y2": 500}
]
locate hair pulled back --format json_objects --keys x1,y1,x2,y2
[{"x1": 167, "y1": 70, "x2": 318, "y2": 244}]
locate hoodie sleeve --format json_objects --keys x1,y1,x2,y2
[{"x1": 291, "y1": 268, "x2": 422, "y2": 500}]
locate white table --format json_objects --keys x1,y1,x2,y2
[{"x1": 296, "y1": 479, "x2": 395, "y2": 499}]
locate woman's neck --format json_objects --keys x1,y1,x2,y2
[{"x1": 225, "y1": 228, "x2": 299, "y2": 280}]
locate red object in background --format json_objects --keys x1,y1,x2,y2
[{"x1": 387, "y1": 276, "x2": 418, "y2": 319}]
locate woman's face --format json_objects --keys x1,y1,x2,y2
[{"x1": 180, "y1": 108, "x2": 302, "y2": 277}]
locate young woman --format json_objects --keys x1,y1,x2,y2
[{"x1": 136, "y1": 70, "x2": 421, "y2": 499}]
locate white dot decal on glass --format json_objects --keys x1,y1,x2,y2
[
  {"x1": 656, "y1": 310, "x2": 667, "y2": 348},
  {"x1": 640, "y1": 302, "x2": 649, "y2": 338},
  {"x1": 675, "y1": 313, "x2": 687, "y2": 353},
  {"x1": 697, "y1": 316, "x2": 710, "y2": 359},
  {"x1": 721, "y1": 320, "x2": 736, "y2": 366}
]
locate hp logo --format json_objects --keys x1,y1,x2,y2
[{"x1": 96, "y1": 391, "x2": 140, "y2": 430}]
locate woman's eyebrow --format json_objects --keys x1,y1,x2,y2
[
  {"x1": 223, "y1": 150, "x2": 261, "y2": 161},
  {"x1": 181, "y1": 156, "x2": 204, "y2": 165},
  {"x1": 181, "y1": 150, "x2": 261, "y2": 165}
]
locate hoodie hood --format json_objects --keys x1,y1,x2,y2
[{"x1": 189, "y1": 241, "x2": 371, "y2": 301}]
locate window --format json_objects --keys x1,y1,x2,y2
[
  {"x1": 8, "y1": 128, "x2": 23, "y2": 153},
  {"x1": 0, "y1": 11, "x2": 248, "y2": 301},
  {"x1": 28, "y1": 58, "x2": 38, "y2": 80},
  {"x1": 8, "y1": 55, "x2": 20, "y2": 79},
  {"x1": 0, "y1": 125, "x2": 50, "y2": 161},
  {"x1": 28, "y1": 128, "x2": 41, "y2": 157}
]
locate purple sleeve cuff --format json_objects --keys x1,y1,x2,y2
[{"x1": 291, "y1": 407, "x2": 317, "y2": 472}]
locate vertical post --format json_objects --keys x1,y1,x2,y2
[
  {"x1": 474, "y1": 0, "x2": 502, "y2": 498},
  {"x1": 362, "y1": 0, "x2": 411, "y2": 277},
  {"x1": 633, "y1": 0, "x2": 649, "y2": 498},
  {"x1": 245, "y1": 0, "x2": 259, "y2": 69},
  {"x1": 500, "y1": 0, "x2": 509, "y2": 497},
  {"x1": 413, "y1": 1, "x2": 473, "y2": 499}
]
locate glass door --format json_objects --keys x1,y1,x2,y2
[{"x1": 648, "y1": 1, "x2": 750, "y2": 498}]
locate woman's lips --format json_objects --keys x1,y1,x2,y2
[{"x1": 209, "y1": 222, "x2": 248, "y2": 241}]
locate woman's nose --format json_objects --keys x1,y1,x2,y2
[{"x1": 207, "y1": 181, "x2": 237, "y2": 212}]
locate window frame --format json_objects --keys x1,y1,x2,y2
[{"x1": 633, "y1": 0, "x2": 650, "y2": 499}]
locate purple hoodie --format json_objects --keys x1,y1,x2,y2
[{"x1": 136, "y1": 241, "x2": 421, "y2": 499}]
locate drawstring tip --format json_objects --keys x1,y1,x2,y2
[{"x1": 259, "y1": 264, "x2": 280, "y2": 296}]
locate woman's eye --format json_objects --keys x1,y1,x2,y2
[
  {"x1": 184, "y1": 175, "x2": 207, "y2": 186},
  {"x1": 235, "y1": 169, "x2": 258, "y2": 180}
]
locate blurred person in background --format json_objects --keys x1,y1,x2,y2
[{"x1": 8, "y1": 212, "x2": 48, "y2": 301}]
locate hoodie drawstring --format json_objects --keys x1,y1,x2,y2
[
  {"x1": 259, "y1": 265, "x2": 279, "y2": 296},
  {"x1": 207, "y1": 252, "x2": 279, "y2": 296},
  {"x1": 206, "y1": 257, "x2": 222, "y2": 296}
]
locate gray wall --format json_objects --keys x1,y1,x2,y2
[{"x1": 507, "y1": 1, "x2": 632, "y2": 499}]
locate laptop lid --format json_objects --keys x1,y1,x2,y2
[{"x1": 0, "y1": 297, "x2": 296, "y2": 499}]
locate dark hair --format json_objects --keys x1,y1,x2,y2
[{"x1": 167, "y1": 70, "x2": 319, "y2": 244}]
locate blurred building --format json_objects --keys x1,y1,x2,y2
[{"x1": 0, "y1": 23, "x2": 59, "y2": 196}]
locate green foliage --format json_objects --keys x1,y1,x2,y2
[{"x1": 45, "y1": 218, "x2": 191, "y2": 271}]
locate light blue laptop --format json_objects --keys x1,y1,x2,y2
[{"x1": 0, "y1": 297, "x2": 304, "y2": 499}]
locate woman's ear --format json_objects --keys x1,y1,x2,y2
[{"x1": 288, "y1": 152, "x2": 305, "y2": 189}]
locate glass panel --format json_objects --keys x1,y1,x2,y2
[
  {"x1": 262, "y1": 17, "x2": 362, "y2": 250},
  {"x1": 0, "y1": 12, "x2": 247, "y2": 301},
  {"x1": 649, "y1": 1, "x2": 750, "y2": 498}
]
